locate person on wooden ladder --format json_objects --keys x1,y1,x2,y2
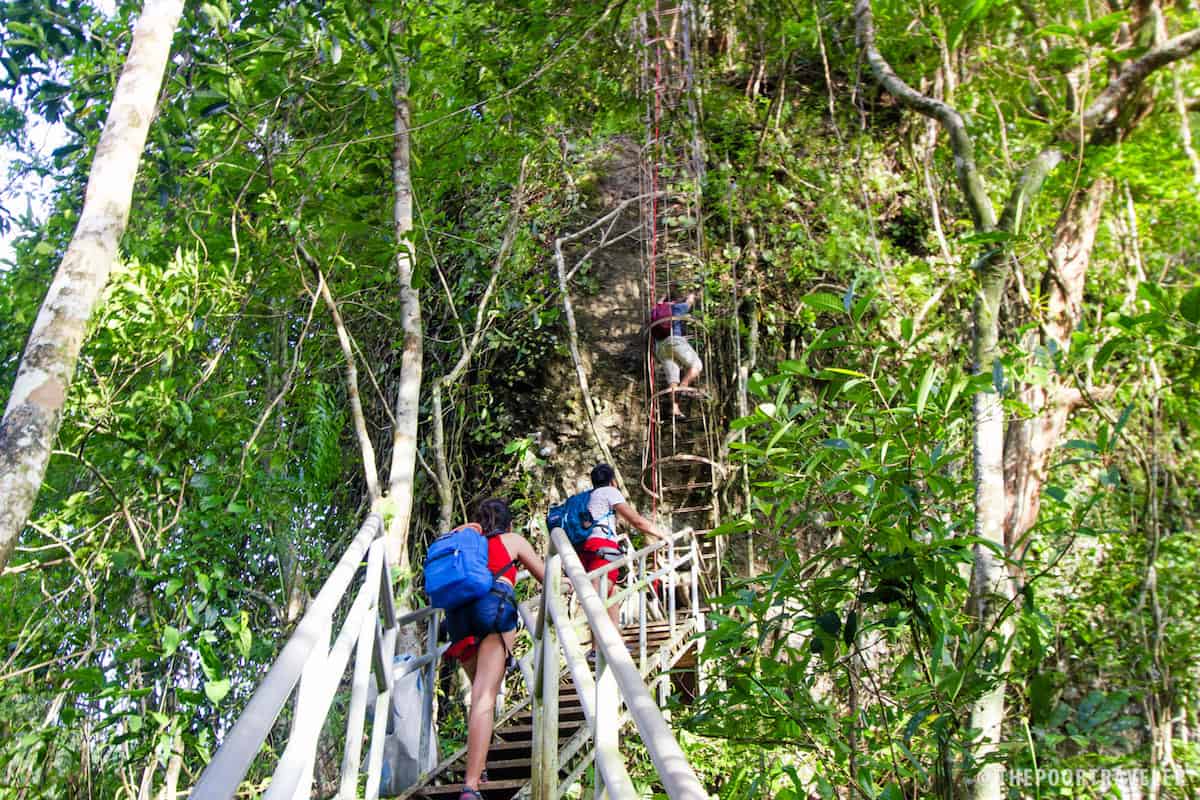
[
  {"x1": 650, "y1": 291, "x2": 703, "y2": 419},
  {"x1": 423, "y1": 498, "x2": 546, "y2": 800}
]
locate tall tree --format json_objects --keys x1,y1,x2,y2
[
  {"x1": 386, "y1": 14, "x2": 423, "y2": 573},
  {"x1": 854, "y1": 1, "x2": 1200, "y2": 796},
  {"x1": 0, "y1": 0, "x2": 185, "y2": 575}
]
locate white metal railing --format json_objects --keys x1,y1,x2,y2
[
  {"x1": 528, "y1": 527, "x2": 707, "y2": 800},
  {"x1": 193, "y1": 516, "x2": 708, "y2": 799},
  {"x1": 192, "y1": 513, "x2": 446, "y2": 799}
]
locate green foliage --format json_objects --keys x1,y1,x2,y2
[
  {"x1": 1, "y1": 0, "x2": 1199, "y2": 794},
  {"x1": 687, "y1": 295, "x2": 989, "y2": 795}
]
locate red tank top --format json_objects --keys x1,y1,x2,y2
[
  {"x1": 488, "y1": 533, "x2": 518, "y2": 584},
  {"x1": 460, "y1": 523, "x2": 517, "y2": 584}
]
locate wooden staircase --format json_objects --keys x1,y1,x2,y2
[{"x1": 412, "y1": 618, "x2": 691, "y2": 799}]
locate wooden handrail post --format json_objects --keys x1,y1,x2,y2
[
  {"x1": 365, "y1": 625, "x2": 398, "y2": 800},
  {"x1": 690, "y1": 535, "x2": 704, "y2": 696},
  {"x1": 533, "y1": 553, "x2": 562, "y2": 800},
  {"x1": 418, "y1": 612, "x2": 439, "y2": 771},
  {"x1": 638, "y1": 553, "x2": 648, "y2": 673},
  {"x1": 339, "y1": 540, "x2": 384, "y2": 797},
  {"x1": 594, "y1": 648, "x2": 619, "y2": 800},
  {"x1": 667, "y1": 537, "x2": 677, "y2": 642}
]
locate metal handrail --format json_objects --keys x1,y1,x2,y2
[
  {"x1": 195, "y1": 516, "x2": 708, "y2": 799},
  {"x1": 193, "y1": 513, "x2": 446, "y2": 799},
  {"x1": 530, "y1": 527, "x2": 707, "y2": 800}
]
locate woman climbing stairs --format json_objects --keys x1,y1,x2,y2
[{"x1": 410, "y1": 619, "x2": 686, "y2": 800}]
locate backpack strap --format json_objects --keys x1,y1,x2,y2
[
  {"x1": 487, "y1": 585, "x2": 518, "y2": 660},
  {"x1": 589, "y1": 508, "x2": 617, "y2": 539}
]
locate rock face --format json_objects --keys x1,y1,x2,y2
[{"x1": 524, "y1": 139, "x2": 653, "y2": 516}]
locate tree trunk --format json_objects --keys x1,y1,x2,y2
[
  {"x1": 1003, "y1": 179, "x2": 1112, "y2": 549},
  {"x1": 966, "y1": 250, "x2": 1014, "y2": 800},
  {"x1": 154, "y1": 729, "x2": 184, "y2": 800},
  {"x1": 387, "y1": 18, "x2": 423, "y2": 573},
  {"x1": 0, "y1": 0, "x2": 185, "y2": 575}
]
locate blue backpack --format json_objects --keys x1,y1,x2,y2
[
  {"x1": 547, "y1": 491, "x2": 614, "y2": 547},
  {"x1": 423, "y1": 525, "x2": 508, "y2": 611}
]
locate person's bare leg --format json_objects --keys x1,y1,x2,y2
[
  {"x1": 462, "y1": 631, "x2": 515, "y2": 791},
  {"x1": 669, "y1": 381, "x2": 682, "y2": 417},
  {"x1": 679, "y1": 364, "x2": 700, "y2": 391}
]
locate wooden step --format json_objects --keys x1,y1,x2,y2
[
  {"x1": 414, "y1": 777, "x2": 528, "y2": 799},
  {"x1": 658, "y1": 481, "x2": 714, "y2": 492},
  {"x1": 511, "y1": 706, "x2": 587, "y2": 724},
  {"x1": 496, "y1": 720, "x2": 583, "y2": 741},
  {"x1": 670, "y1": 504, "x2": 713, "y2": 514},
  {"x1": 476, "y1": 757, "x2": 533, "y2": 781},
  {"x1": 411, "y1": 619, "x2": 712, "y2": 799}
]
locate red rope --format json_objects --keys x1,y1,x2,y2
[{"x1": 647, "y1": 6, "x2": 666, "y2": 520}]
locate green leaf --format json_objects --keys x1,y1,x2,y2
[
  {"x1": 51, "y1": 143, "x2": 82, "y2": 164},
  {"x1": 800, "y1": 292, "x2": 845, "y2": 315},
  {"x1": 162, "y1": 625, "x2": 182, "y2": 657},
  {"x1": 1, "y1": 57, "x2": 20, "y2": 83},
  {"x1": 238, "y1": 626, "x2": 253, "y2": 659},
  {"x1": 1137, "y1": 282, "x2": 1169, "y2": 313},
  {"x1": 962, "y1": 230, "x2": 1012, "y2": 246},
  {"x1": 199, "y1": 100, "x2": 230, "y2": 118},
  {"x1": 842, "y1": 609, "x2": 858, "y2": 645},
  {"x1": 204, "y1": 678, "x2": 231, "y2": 705},
  {"x1": 164, "y1": 578, "x2": 184, "y2": 598},
  {"x1": 815, "y1": 610, "x2": 841, "y2": 636},
  {"x1": 1094, "y1": 337, "x2": 1124, "y2": 368},
  {"x1": 1039, "y1": 23, "x2": 1076, "y2": 35},
  {"x1": 200, "y1": 3, "x2": 226, "y2": 27},
  {"x1": 1029, "y1": 671, "x2": 1063, "y2": 724},
  {"x1": 1110, "y1": 403, "x2": 1134, "y2": 446},
  {"x1": 916, "y1": 364, "x2": 937, "y2": 416},
  {"x1": 1180, "y1": 286, "x2": 1200, "y2": 324}
]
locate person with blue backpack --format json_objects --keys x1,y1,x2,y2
[
  {"x1": 548, "y1": 463, "x2": 664, "y2": 629},
  {"x1": 423, "y1": 498, "x2": 545, "y2": 800}
]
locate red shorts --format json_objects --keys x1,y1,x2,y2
[
  {"x1": 581, "y1": 537, "x2": 624, "y2": 587},
  {"x1": 446, "y1": 636, "x2": 480, "y2": 663}
]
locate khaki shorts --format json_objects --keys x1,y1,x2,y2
[{"x1": 655, "y1": 335, "x2": 702, "y2": 385}]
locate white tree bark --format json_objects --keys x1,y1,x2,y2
[
  {"x1": 0, "y1": 0, "x2": 185, "y2": 575},
  {"x1": 387, "y1": 21, "x2": 422, "y2": 573}
]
